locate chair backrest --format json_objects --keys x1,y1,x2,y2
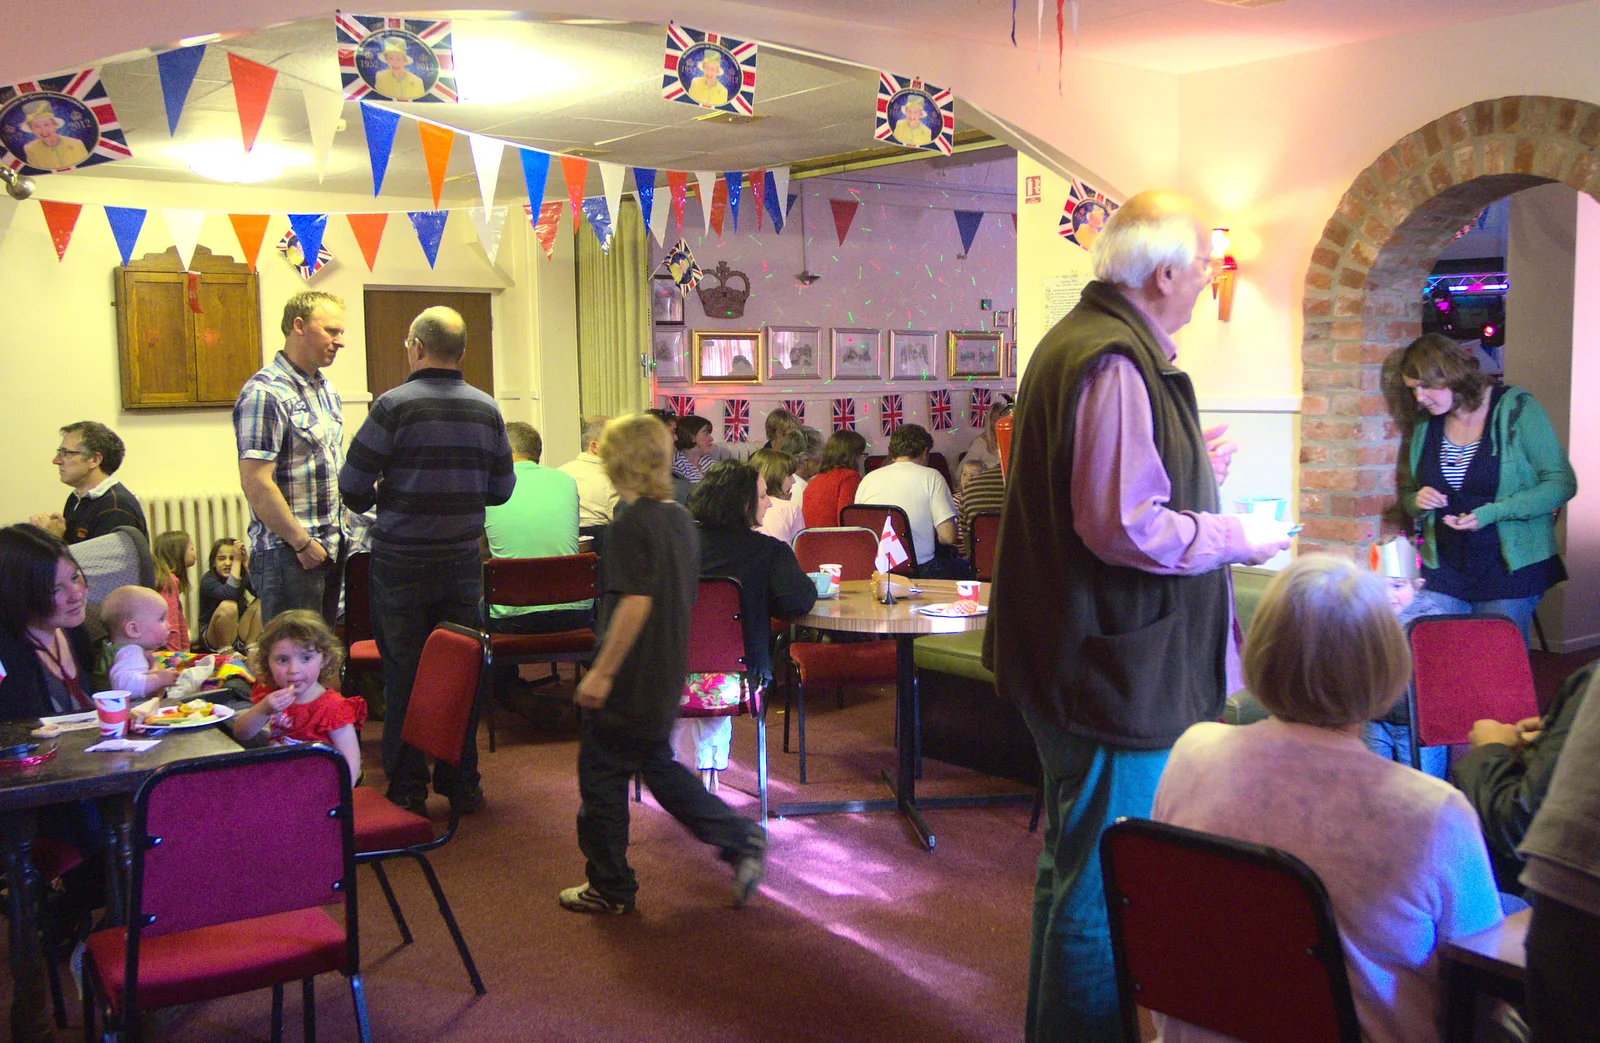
[
  {"x1": 484, "y1": 552, "x2": 599, "y2": 610},
  {"x1": 688, "y1": 577, "x2": 746, "y2": 675},
  {"x1": 74, "y1": 525, "x2": 155, "y2": 642},
  {"x1": 839, "y1": 503, "x2": 917, "y2": 575},
  {"x1": 402, "y1": 623, "x2": 489, "y2": 768},
  {"x1": 864, "y1": 454, "x2": 888, "y2": 473},
  {"x1": 793, "y1": 527, "x2": 878, "y2": 580},
  {"x1": 926, "y1": 451, "x2": 953, "y2": 490},
  {"x1": 1101, "y1": 818, "x2": 1360, "y2": 1043},
  {"x1": 343, "y1": 551, "x2": 374, "y2": 645},
  {"x1": 968, "y1": 511, "x2": 1002, "y2": 582},
  {"x1": 1408, "y1": 614, "x2": 1538, "y2": 747}
]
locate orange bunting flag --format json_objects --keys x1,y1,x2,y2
[
  {"x1": 559, "y1": 156, "x2": 587, "y2": 234},
  {"x1": 532, "y1": 200, "x2": 562, "y2": 260},
  {"x1": 39, "y1": 200, "x2": 82, "y2": 261},
  {"x1": 666, "y1": 171, "x2": 688, "y2": 237},
  {"x1": 227, "y1": 53, "x2": 278, "y2": 153},
  {"x1": 709, "y1": 176, "x2": 728, "y2": 237},
  {"x1": 416, "y1": 121, "x2": 455, "y2": 210},
  {"x1": 228, "y1": 214, "x2": 270, "y2": 272},
  {"x1": 346, "y1": 213, "x2": 389, "y2": 271}
]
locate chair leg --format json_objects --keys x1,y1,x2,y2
[
  {"x1": 369, "y1": 860, "x2": 414, "y2": 945},
  {"x1": 797, "y1": 678, "x2": 808, "y2": 784},
  {"x1": 782, "y1": 664, "x2": 793, "y2": 753},
  {"x1": 40, "y1": 901, "x2": 67, "y2": 1029},
  {"x1": 81, "y1": 960, "x2": 95, "y2": 1043},
  {"x1": 1533, "y1": 610, "x2": 1550, "y2": 653},
  {"x1": 486, "y1": 677, "x2": 497, "y2": 753},
  {"x1": 271, "y1": 982, "x2": 284, "y2": 1043},
  {"x1": 303, "y1": 977, "x2": 316, "y2": 1043},
  {"x1": 350, "y1": 973, "x2": 374, "y2": 1043},
  {"x1": 413, "y1": 853, "x2": 487, "y2": 995}
]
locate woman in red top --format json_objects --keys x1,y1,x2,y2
[
  {"x1": 801, "y1": 430, "x2": 868, "y2": 529},
  {"x1": 234, "y1": 609, "x2": 366, "y2": 783}
]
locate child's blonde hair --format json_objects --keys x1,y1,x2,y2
[
  {"x1": 252, "y1": 610, "x2": 343, "y2": 687},
  {"x1": 601, "y1": 414, "x2": 675, "y2": 500},
  {"x1": 152, "y1": 530, "x2": 193, "y2": 595}
]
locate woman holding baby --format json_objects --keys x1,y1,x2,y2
[{"x1": 0, "y1": 523, "x2": 102, "y2": 719}]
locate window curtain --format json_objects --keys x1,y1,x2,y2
[{"x1": 576, "y1": 199, "x2": 652, "y2": 418}]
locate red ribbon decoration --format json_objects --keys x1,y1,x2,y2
[{"x1": 186, "y1": 271, "x2": 203, "y2": 313}]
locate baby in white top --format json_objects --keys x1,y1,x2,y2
[{"x1": 100, "y1": 585, "x2": 181, "y2": 697}]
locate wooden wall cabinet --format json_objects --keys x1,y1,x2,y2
[{"x1": 114, "y1": 246, "x2": 262, "y2": 409}]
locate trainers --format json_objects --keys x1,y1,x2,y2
[
  {"x1": 558, "y1": 883, "x2": 633, "y2": 915},
  {"x1": 731, "y1": 831, "x2": 768, "y2": 908}
]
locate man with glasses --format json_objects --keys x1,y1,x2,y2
[{"x1": 30, "y1": 421, "x2": 147, "y2": 544}]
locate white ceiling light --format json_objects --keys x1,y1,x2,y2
[{"x1": 184, "y1": 140, "x2": 292, "y2": 183}]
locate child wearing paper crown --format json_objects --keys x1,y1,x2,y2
[{"x1": 1361, "y1": 535, "x2": 1451, "y2": 778}]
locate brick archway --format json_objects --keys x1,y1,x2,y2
[{"x1": 1298, "y1": 95, "x2": 1600, "y2": 555}]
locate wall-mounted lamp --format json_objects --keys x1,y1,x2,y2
[{"x1": 1211, "y1": 227, "x2": 1238, "y2": 321}]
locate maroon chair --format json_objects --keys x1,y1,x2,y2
[
  {"x1": 864, "y1": 454, "x2": 889, "y2": 474},
  {"x1": 1101, "y1": 818, "x2": 1359, "y2": 1043},
  {"x1": 83, "y1": 744, "x2": 371, "y2": 1043},
  {"x1": 481, "y1": 553, "x2": 599, "y2": 751},
  {"x1": 340, "y1": 551, "x2": 383, "y2": 696},
  {"x1": 1406, "y1": 614, "x2": 1538, "y2": 771},
  {"x1": 926, "y1": 451, "x2": 953, "y2": 491},
  {"x1": 968, "y1": 511, "x2": 1002, "y2": 582},
  {"x1": 839, "y1": 503, "x2": 918, "y2": 577},
  {"x1": 793, "y1": 527, "x2": 878, "y2": 581},
  {"x1": 352, "y1": 622, "x2": 489, "y2": 995},
  {"x1": 683, "y1": 577, "x2": 769, "y2": 821}
]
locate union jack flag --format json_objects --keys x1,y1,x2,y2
[
  {"x1": 336, "y1": 14, "x2": 457, "y2": 103},
  {"x1": 971, "y1": 387, "x2": 994, "y2": 429},
  {"x1": 662, "y1": 23, "x2": 758, "y2": 116},
  {"x1": 662, "y1": 394, "x2": 695, "y2": 417},
  {"x1": 879, "y1": 394, "x2": 904, "y2": 437},
  {"x1": 1058, "y1": 177, "x2": 1118, "y2": 250},
  {"x1": 873, "y1": 72, "x2": 953, "y2": 156},
  {"x1": 780, "y1": 399, "x2": 806, "y2": 423},
  {"x1": 0, "y1": 69, "x2": 132, "y2": 175},
  {"x1": 929, "y1": 388, "x2": 953, "y2": 431},
  {"x1": 832, "y1": 398, "x2": 857, "y2": 433},
  {"x1": 723, "y1": 399, "x2": 750, "y2": 443}
]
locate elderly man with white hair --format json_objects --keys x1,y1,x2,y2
[{"x1": 983, "y1": 190, "x2": 1292, "y2": 1043}]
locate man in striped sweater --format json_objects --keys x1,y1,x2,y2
[{"x1": 340, "y1": 307, "x2": 515, "y2": 814}]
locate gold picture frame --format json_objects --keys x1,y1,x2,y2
[
  {"x1": 691, "y1": 330, "x2": 764, "y2": 384},
  {"x1": 948, "y1": 330, "x2": 1003, "y2": 378}
]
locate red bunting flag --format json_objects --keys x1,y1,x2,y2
[
  {"x1": 228, "y1": 213, "x2": 270, "y2": 272},
  {"x1": 709, "y1": 176, "x2": 728, "y2": 237},
  {"x1": 39, "y1": 200, "x2": 82, "y2": 261},
  {"x1": 830, "y1": 198, "x2": 859, "y2": 246},
  {"x1": 666, "y1": 171, "x2": 688, "y2": 237},
  {"x1": 417, "y1": 122, "x2": 455, "y2": 210},
  {"x1": 346, "y1": 213, "x2": 389, "y2": 271},
  {"x1": 532, "y1": 200, "x2": 562, "y2": 260},
  {"x1": 227, "y1": 53, "x2": 278, "y2": 153},
  {"x1": 749, "y1": 168, "x2": 766, "y2": 231},
  {"x1": 559, "y1": 156, "x2": 587, "y2": 235}
]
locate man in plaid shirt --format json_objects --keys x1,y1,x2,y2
[{"x1": 234, "y1": 291, "x2": 347, "y2": 625}]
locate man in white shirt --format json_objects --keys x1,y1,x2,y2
[
  {"x1": 854, "y1": 423, "x2": 965, "y2": 579},
  {"x1": 558, "y1": 415, "x2": 618, "y2": 543}
]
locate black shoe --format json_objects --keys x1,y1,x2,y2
[
  {"x1": 449, "y1": 787, "x2": 484, "y2": 815},
  {"x1": 386, "y1": 791, "x2": 428, "y2": 816},
  {"x1": 731, "y1": 828, "x2": 768, "y2": 908}
]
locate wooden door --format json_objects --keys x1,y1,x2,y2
[
  {"x1": 115, "y1": 271, "x2": 196, "y2": 408},
  {"x1": 194, "y1": 273, "x2": 262, "y2": 405},
  {"x1": 363, "y1": 289, "x2": 495, "y2": 398}
]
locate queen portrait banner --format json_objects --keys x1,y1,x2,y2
[
  {"x1": 873, "y1": 73, "x2": 953, "y2": 155},
  {"x1": 337, "y1": 14, "x2": 457, "y2": 103},
  {"x1": 662, "y1": 23, "x2": 757, "y2": 116},
  {"x1": 0, "y1": 70, "x2": 131, "y2": 175}
]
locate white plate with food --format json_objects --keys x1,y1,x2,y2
[
  {"x1": 916, "y1": 601, "x2": 988, "y2": 617},
  {"x1": 137, "y1": 698, "x2": 235, "y2": 732}
]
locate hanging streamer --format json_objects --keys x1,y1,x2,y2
[
  {"x1": 156, "y1": 45, "x2": 205, "y2": 135},
  {"x1": 417, "y1": 120, "x2": 455, "y2": 209},
  {"x1": 408, "y1": 210, "x2": 449, "y2": 268},
  {"x1": 228, "y1": 213, "x2": 270, "y2": 272},
  {"x1": 227, "y1": 52, "x2": 278, "y2": 153},
  {"x1": 361, "y1": 103, "x2": 401, "y2": 196},
  {"x1": 1056, "y1": 0, "x2": 1066, "y2": 91},
  {"x1": 103, "y1": 206, "x2": 147, "y2": 266},
  {"x1": 559, "y1": 156, "x2": 588, "y2": 234},
  {"x1": 346, "y1": 212, "x2": 389, "y2": 271}
]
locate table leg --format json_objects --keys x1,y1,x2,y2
[
  {"x1": 892, "y1": 635, "x2": 935, "y2": 851},
  {"x1": 1, "y1": 810, "x2": 55, "y2": 1043}
]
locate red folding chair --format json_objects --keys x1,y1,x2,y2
[
  {"x1": 864, "y1": 454, "x2": 889, "y2": 474},
  {"x1": 968, "y1": 511, "x2": 1001, "y2": 582},
  {"x1": 840, "y1": 503, "x2": 918, "y2": 577},
  {"x1": 83, "y1": 744, "x2": 371, "y2": 1043},
  {"x1": 683, "y1": 577, "x2": 769, "y2": 822},
  {"x1": 926, "y1": 451, "x2": 953, "y2": 491},
  {"x1": 481, "y1": 553, "x2": 599, "y2": 751},
  {"x1": 341, "y1": 551, "x2": 383, "y2": 696},
  {"x1": 352, "y1": 622, "x2": 489, "y2": 995},
  {"x1": 1407, "y1": 614, "x2": 1538, "y2": 771},
  {"x1": 1102, "y1": 818, "x2": 1360, "y2": 1043},
  {"x1": 786, "y1": 526, "x2": 897, "y2": 782}
]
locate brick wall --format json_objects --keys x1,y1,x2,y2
[{"x1": 1299, "y1": 96, "x2": 1600, "y2": 558}]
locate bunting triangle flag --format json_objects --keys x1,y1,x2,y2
[
  {"x1": 228, "y1": 213, "x2": 270, "y2": 272},
  {"x1": 772, "y1": 166, "x2": 791, "y2": 231},
  {"x1": 408, "y1": 210, "x2": 449, "y2": 268},
  {"x1": 156, "y1": 45, "x2": 205, "y2": 135},
  {"x1": 532, "y1": 200, "x2": 562, "y2": 260},
  {"x1": 226, "y1": 52, "x2": 277, "y2": 153},
  {"x1": 303, "y1": 87, "x2": 344, "y2": 184},
  {"x1": 39, "y1": 201, "x2": 82, "y2": 261},
  {"x1": 468, "y1": 206, "x2": 507, "y2": 265},
  {"x1": 599, "y1": 163, "x2": 626, "y2": 232},
  {"x1": 666, "y1": 172, "x2": 688, "y2": 237},
  {"x1": 830, "y1": 198, "x2": 859, "y2": 246},
  {"x1": 694, "y1": 171, "x2": 717, "y2": 236},
  {"x1": 724, "y1": 172, "x2": 743, "y2": 232},
  {"x1": 103, "y1": 206, "x2": 147, "y2": 267},
  {"x1": 361, "y1": 103, "x2": 400, "y2": 196},
  {"x1": 162, "y1": 209, "x2": 206, "y2": 270},
  {"x1": 762, "y1": 171, "x2": 783, "y2": 233},
  {"x1": 559, "y1": 156, "x2": 587, "y2": 234},
  {"x1": 634, "y1": 168, "x2": 657, "y2": 238},
  {"x1": 286, "y1": 214, "x2": 329, "y2": 273},
  {"x1": 468, "y1": 135, "x2": 504, "y2": 213},
  {"x1": 417, "y1": 121, "x2": 454, "y2": 209},
  {"x1": 581, "y1": 197, "x2": 614, "y2": 253},
  {"x1": 749, "y1": 169, "x2": 766, "y2": 231},
  {"x1": 954, "y1": 209, "x2": 984, "y2": 257},
  {"x1": 346, "y1": 213, "x2": 388, "y2": 271},
  {"x1": 709, "y1": 176, "x2": 728, "y2": 237},
  {"x1": 518, "y1": 148, "x2": 551, "y2": 207}
]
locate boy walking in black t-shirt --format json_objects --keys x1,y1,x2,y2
[{"x1": 559, "y1": 414, "x2": 767, "y2": 914}]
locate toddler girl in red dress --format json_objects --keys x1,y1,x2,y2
[{"x1": 233, "y1": 610, "x2": 365, "y2": 783}]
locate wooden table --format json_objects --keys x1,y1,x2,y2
[
  {"x1": 0, "y1": 720, "x2": 241, "y2": 1042},
  {"x1": 774, "y1": 578, "x2": 1027, "y2": 851},
  {"x1": 1443, "y1": 907, "x2": 1529, "y2": 1042}
]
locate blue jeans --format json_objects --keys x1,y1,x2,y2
[
  {"x1": 369, "y1": 546, "x2": 483, "y2": 803},
  {"x1": 1023, "y1": 710, "x2": 1170, "y2": 1043},
  {"x1": 253, "y1": 544, "x2": 338, "y2": 626},
  {"x1": 1362, "y1": 720, "x2": 1448, "y2": 779},
  {"x1": 1418, "y1": 591, "x2": 1541, "y2": 646}
]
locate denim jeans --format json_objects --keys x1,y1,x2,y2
[
  {"x1": 368, "y1": 546, "x2": 483, "y2": 803},
  {"x1": 1418, "y1": 591, "x2": 1542, "y2": 646},
  {"x1": 1362, "y1": 720, "x2": 1449, "y2": 779},
  {"x1": 253, "y1": 544, "x2": 338, "y2": 627}
]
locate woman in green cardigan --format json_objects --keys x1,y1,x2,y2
[{"x1": 1398, "y1": 334, "x2": 1577, "y2": 642}]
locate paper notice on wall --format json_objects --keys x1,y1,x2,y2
[{"x1": 1044, "y1": 272, "x2": 1087, "y2": 328}]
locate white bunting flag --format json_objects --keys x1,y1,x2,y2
[
  {"x1": 695, "y1": 170, "x2": 717, "y2": 237},
  {"x1": 647, "y1": 183, "x2": 670, "y2": 246},
  {"x1": 468, "y1": 206, "x2": 508, "y2": 266},
  {"x1": 161, "y1": 208, "x2": 207, "y2": 270},
  {"x1": 303, "y1": 87, "x2": 345, "y2": 184},
  {"x1": 599, "y1": 162, "x2": 626, "y2": 235},
  {"x1": 468, "y1": 135, "x2": 505, "y2": 213}
]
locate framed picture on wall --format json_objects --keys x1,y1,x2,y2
[
  {"x1": 948, "y1": 330, "x2": 1003, "y2": 378},
  {"x1": 830, "y1": 328, "x2": 884, "y2": 380},
  {"x1": 889, "y1": 329, "x2": 940, "y2": 380},
  {"x1": 1003, "y1": 339, "x2": 1018, "y2": 378},
  {"x1": 994, "y1": 309, "x2": 1010, "y2": 329},
  {"x1": 765, "y1": 326, "x2": 823, "y2": 380},
  {"x1": 651, "y1": 276, "x2": 683, "y2": 325},
  {"x1": 692, "y1": 330, "x2": 763, "y2": 383},
  {"x1": 653, "y1": 326, "x2": 689, "y2": 384}
]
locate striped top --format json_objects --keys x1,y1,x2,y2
[{"x1": 1439, "y1": 437, "x2": 1480, "y2": 491}]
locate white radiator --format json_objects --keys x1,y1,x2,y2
[{"x1": 143, "y1": 492, "x2": 254, "y2": 635}]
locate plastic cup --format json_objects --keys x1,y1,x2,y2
[
  {"x1": 92, "y1": 690, "x2": 132, "y2": 739},
  {"x1": 956, "y1": 581, "x2": 980, "y2": 603}
]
